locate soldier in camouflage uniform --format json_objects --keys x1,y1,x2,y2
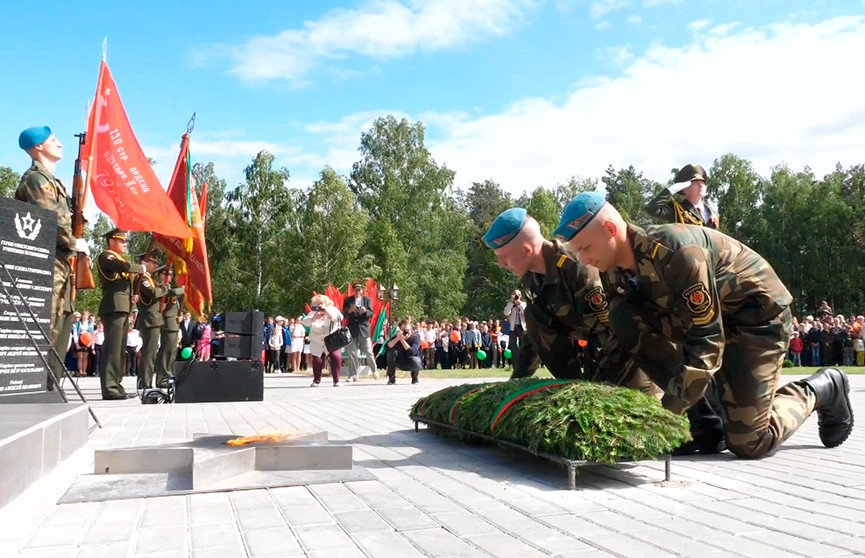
[
  {"x1": 484, "y1": 208, "x2": 727, "y2": 452},
  {"x1": 133, "y1": 254, "x2": 168, "y2": 390},
  {"x1": 646, "y1": 163, "x2": 719, "y2": 228},
  {"x1": 15, "y1": 126, "x2": 90, "y2": 389},
  {"x1": 155, "y1": 266, "x2": 184, "y2": 388},
  {"x1": 97, "y1": 229, "x2": 151, "y2": 400},
  {"x1": 556, "y1": 192, "x2": 854, "y2": 458}
]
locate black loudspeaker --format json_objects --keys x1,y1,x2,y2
[
  {"x1": 173, "y1": 360, "x2": 264, "y2": 403},
  {"x1": 225, "y1": 311, "x2": 265, "y2": 335},
  {"x1": 223, "y1": 333, "x2": 262, "y2": 360}
]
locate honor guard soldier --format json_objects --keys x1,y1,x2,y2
[
  {"x1": 98, "y1": 229, "x2": 152, "y2": 400},
  {"x1": 646, "y1": 163, "x2": 719, "y2": 228},
  {"x1": 15, "y1": 126, "x2": 90, "y2": 389},
  {"x1": 556, "y1": 192, "x2": 854, "y2": 458},
  {"x1": 155, "y1": 266, "x2": 184, "y2": 388},
  {"x1": 133, "y1": 254, "x2": 168, "y2": 390},
  {"x1": 484, "y1": 207, "x2": 726, "y2": 453}
]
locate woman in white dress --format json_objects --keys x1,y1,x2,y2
[{"x1": 300, "y1": 294, "x2": 344, "y2": 387}]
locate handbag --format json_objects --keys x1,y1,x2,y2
[{"x1": 324, "y1": 324, "x2": 352, "y2": 353}]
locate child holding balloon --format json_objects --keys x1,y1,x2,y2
[{"x1": 74, "y1": 311, "x2": 95, "y2": 377}]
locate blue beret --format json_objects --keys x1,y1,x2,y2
[
  {"x1": 483, "y1": 208, "x2": 528, "y2": 249},
  {"x1": 18, "y1": 126, "x2": 52, "y2": 150},
  {"x1": 553, "y1": 192, "x2": 606, "y2": 241}
]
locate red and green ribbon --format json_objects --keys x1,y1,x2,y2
[
  {"x1": 448, "y1": 388, "x2": 483, "y2": 424},
  {"x1": 489, "y1": 380, "x2": 572, "y2": 434}
]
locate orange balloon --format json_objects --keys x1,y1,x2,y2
[
  {"x1": 450, "y1": 330, "x2": 460, "y2": 343},
  {"x1": 577, "y1": 339, "x2": 588, "y2": 348},
  {"x1": 421, "y1": 340, "x2": 429, "y2": 350},
  {"x1": 80, "y1": 331, "x2": 93, "y2": 346}
]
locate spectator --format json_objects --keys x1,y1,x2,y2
[
  {"x1": 196, "y1": 314, "x2": 212, "y2": 362},
  {"x1": 266, "y1": 317, "x2": 284, "y2": 373},
  {"x1": 342, "y1": 282, "x2": 379, "y2": 381},
  {"x1": 789, "y1": 331, "x2": 803, "y2": 366},
  {"x1": 504, "y1": 290, "x2": 527, "y2": 366},
  {"x1": 301, "y1": 295, "x2": 344, "y2": 387},
  {"x1": 386, "y1": 319, "x2": 422, "y2": 385}
]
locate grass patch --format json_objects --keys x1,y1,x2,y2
[{"x1": 417, "y1": 365, "x2": 864, "y2": 380}]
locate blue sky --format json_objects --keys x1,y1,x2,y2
[{"x1": 2, "y1": 0, "x2": 864, "y2": 202}]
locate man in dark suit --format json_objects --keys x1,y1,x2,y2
[
  {"x1": 342, "y1": 282, "x2": 379, "y2": 381},
  {"x1": 179, "y1": 311, "x2": 196, "y2": 360}
]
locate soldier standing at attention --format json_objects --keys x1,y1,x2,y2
[
  {"x1": 484, "y1": 207, "x2": 726, "y2": 454},
  {"x1": 133, "y1": 254, "x2": 167, "y2": 390},
  {"x1": 646, "y1": 163, "x2": 719, "y2": 228},
  {"x1": 98, "y1": 229, "x2": 151, "y2": 400},
  {"x1": 555, "y1": 192, "x2": 854, "y2": 458},
  {"x1": 155, "y1": 266, "x2": 184, "y2": 388},
  {"x1": 15, "y1": 126, "x2": 90, "y2": 389}
]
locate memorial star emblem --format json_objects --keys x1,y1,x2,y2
[{"x1": 21, "y1": 213, "x2": 35, "y2": 230}]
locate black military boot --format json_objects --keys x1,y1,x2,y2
[
  {"x1": 674, "y1": 397, "x2": 727, "y2": 456},
  {"x1": 800, "y1": 368, "x2": 854, "y2": 448}
]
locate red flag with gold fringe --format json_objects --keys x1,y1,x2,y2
[
  {"x1": 152, "y1": 133, "x2": 212, "y2": 318},
  {"x1": 83, "y1": 60, "x2": 192, "y2": 238}
]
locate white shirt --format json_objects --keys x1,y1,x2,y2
[{"x1": 301, "y1": 307, "x2": 343, "y2": 356}]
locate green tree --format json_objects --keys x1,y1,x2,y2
[
  {"x1": 463, "y1": 180, "x2": 518, "y2": 318},
  {"x1": 554, "y1": 176, "x2": 597, "y2": 210},
  {"x1": 350, "y1": 115, "x2": 468, "y2": 319},
  {"x1": 296, "y1": 167, "x2": 375, "y2": 302},
  {"x1": 0, "y1": 166, "x2": 20, "y2": 198},
  {"x1": 518, "y1": 186, "x2": 559, "y2": 238},
  {"x1": 602, "y1": 165, "x2": 659, "y2": 227},
  {"x1": 709, "y1": 154, "x2": 766, "y2": 243},
  {"x1": 223, "y1": 151, "x2": 295, "y2": 313}
]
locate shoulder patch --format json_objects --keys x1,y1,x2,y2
[
  {"x1": 143, "y1": 280, "x2": 151, "y2": 288},
  {"x1": 107, "y1": 254, "x2": 116, "y2": 260},
  {"x1": 584, "y1": 286, "x2": 608, "y2": 314},
  {"x1": 683, "y1": 282, "x2": 714, "y2": 324}
]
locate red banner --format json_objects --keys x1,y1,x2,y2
[
  {"x1": 152, "y1": 134, "x2": 212, "y2": 318},
  {"x1": 84, "y1": 60, "x2": 192, "y2": 238}
]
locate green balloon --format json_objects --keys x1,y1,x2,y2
[
  {"x1": 503, "y1": 348, "x2": 512, "y2": 359},
  {"x1": 476, "y1": 349, "x2": 487, "y2": 361},
  {"x1": 180, "y1": 346, "x2": 193, "y2": 359}
]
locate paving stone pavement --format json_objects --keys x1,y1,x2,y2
[{"x1": 1, "y1": 373, "x2": 863, "y2": 558}]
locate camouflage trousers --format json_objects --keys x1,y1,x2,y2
[
  {"x1": 609, "y1": 300, "x2": 816, "y2": 459},
  {"x1": 47, "y1": 256, "x2": 74, "y2": 390}
]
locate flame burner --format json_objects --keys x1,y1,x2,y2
[{"x1": 92, "y1": 431, "x2": 354, "y2": 491}]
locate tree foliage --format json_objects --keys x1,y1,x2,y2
[
  {"x1": 0, "y1": 166, "x2": 20, "y2": 198},
  {"x1": 64, "y1": 114, "x2": 865, "y2": 322}
]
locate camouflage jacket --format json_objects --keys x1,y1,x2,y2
[
  {"x1": 15, "y1": 160, "x2": 75, "y2": 254},
  {"x1": 601, "y1": 223, "x2": 792, "y2": 408},
  {"x1": 646, "y1": 188, "x2": 719, "y2": 229},
  {"x1": 513, "y1": 240, "x2": 612, "y2": 379}
]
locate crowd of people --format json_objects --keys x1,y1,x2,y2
[{"x1": 62, "y1": 309, "x2": 212, "y2": 379}]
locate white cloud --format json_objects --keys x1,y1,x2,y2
[
  {"x1": 627, "y1": 14, "x2": 643, "y2": 25},
  {"x1": 440, "y1": 16, "x2": 865, "y2": 191},
  {"x1": 297, "y1": 16, "x2": 865, "y2": 195},
  {"x1": 590, "y1": 0, "x2": 630, "y2": 19},
  {"x1": 688, "y1": 19, "x2": 711, "y2": 32},
  {"x1": 212, "y1": 0, "x2": 529, "y2": 84},
  {"x1": 643, "y1": 0, "x2": 682, "y2": 7},
  {"x1": 596, "y1": 45, "x2": 634, "y2": 65}
]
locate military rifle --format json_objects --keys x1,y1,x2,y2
[{"x1": 71, "y1": 132, "x2": 95, "y2": 296}]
